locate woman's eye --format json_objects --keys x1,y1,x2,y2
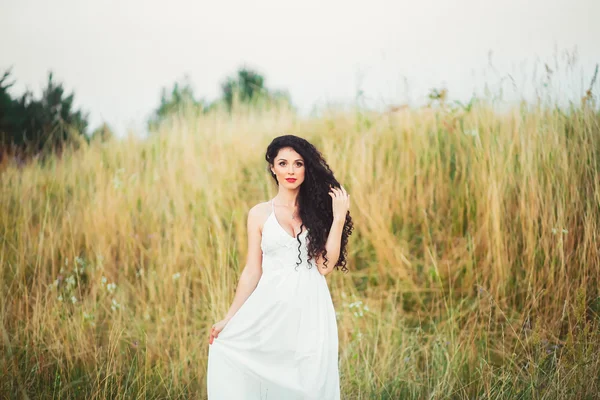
[
  {"x1": 296, "y1": 163, "x2": 303, "y2": 167},
  {"x1": 279, "y1": 162, "x2": 286, "y2": 166}
]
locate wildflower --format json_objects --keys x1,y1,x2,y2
[
  {"x1": 107, "y1": 283, "x2": 117, "y2": 293},
  {"x1": 66, "y1": 275, "x2": 76, "y2": 288},
  {"x1": 348, "y1": 301, "x2": 362, "y2": 309},
  {"x1": 58, "y1": 295, "x2": 63, "y2": 302},
  {"x1": 71, "y1": 296, "x2": 77, "y2": 304},
  {"x1": 113, "y1": 175, "x2": 123, "y2": 190},
  {"x1": 101, "y1": 276, "x2": 107, "y2": 285},
  {"x1": 83, "y1": 312, "x2": 94, "y2": 322},
  {"x1": 172, "y1": 272, "x2": 181, "y2": 281},
  {"x1": 111, "y1": 298, "x2": 121, "y2": 311}
]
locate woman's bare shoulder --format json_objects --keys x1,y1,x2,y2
[{"x1": 247, "y1": 201, "x2": 272, "y2": 233}]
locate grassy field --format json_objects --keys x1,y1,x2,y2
[{"x1": 1, "y1": 100, "x2": 599, "y2": 399}]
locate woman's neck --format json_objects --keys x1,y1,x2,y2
[{"x1": 274, "y1": 190, "x2": 299, "y2": 207}]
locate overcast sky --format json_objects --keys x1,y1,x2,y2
[{"x1": 1, "y1": 0, "x2": 598, "y2": 136}]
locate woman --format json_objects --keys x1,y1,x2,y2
[{"x1": 207, "y1": 134, "x2": 353, "y2": 399}]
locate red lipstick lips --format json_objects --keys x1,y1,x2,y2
[{"x1": 285, "y1": 178, "x2": 297, "y2": 183}]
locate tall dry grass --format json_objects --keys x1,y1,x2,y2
[{"x1": 1, "y1": 101, "x2": 599, "y2": 399}]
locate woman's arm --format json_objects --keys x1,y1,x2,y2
[
  {"x1": 314, "y1": 218, "x2": 346, "y2": 276},
  {"x1": 209, "y1": 205, "x2": 264, "y2": 344},
  {"x1": 223, "y1": 205, "x2": 264, "y2": 319},
  {"x1": 314, "y1": 186, "x2": 350, "y2": 277}
]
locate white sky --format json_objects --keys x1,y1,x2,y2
[{"x1": 1, "y1": 0, "x2": 599, "y2": 136}]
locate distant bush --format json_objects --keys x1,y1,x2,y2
[
  {"x1": 147, "y1": 67, "x2": 293, "y2": 132},
  {"x1": 220, "y1": 67, "x2": 291, "y2": 110},
  {"x1": 90, "y1": 122, "x2": 115, "y2": 143},
  {"x1": 147, "y1": 75, "x2": 207, "y2": 132}
]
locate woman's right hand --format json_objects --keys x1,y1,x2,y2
[{"x1": 209, "y1": 318, "x2": 230, "y2": 345}]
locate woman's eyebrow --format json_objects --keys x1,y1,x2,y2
[{"x1": 277, "y1": 158, "x2": 304, "y2": 162}]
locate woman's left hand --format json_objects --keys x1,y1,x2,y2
[
  {"x1": 329, "y1": 185, "x2": 350, "y2": 222},
  {"x1": 209, "y1": 318, "x2": 230, "y2": 345}
]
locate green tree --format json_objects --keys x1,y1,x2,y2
[
  {"x1": 90, "y1": 122, "x2": 114, "y2": 143},
  {"x1": 147, "y1": 76, "x2": 206, "y2": 131},
  {"x1": 0, "y1": 69, "x2": 89, "y2": 158},
  {"x1": 147, "y1": 67, "x2": 294, "y2": 131},
  {"x1": 220, "y1": 67, "x2": 292, "y2": 110},
  {"x1": 221, "y1": 67, "x2": 265, "y2": 108}
]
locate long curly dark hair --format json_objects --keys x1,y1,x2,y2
[{"x1": 265, "y1": 135, "x2": 353, "y2": 273}]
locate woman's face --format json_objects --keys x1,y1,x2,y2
[{"x1": 271, "y1": 147, "x2": 305, "y2": 188}]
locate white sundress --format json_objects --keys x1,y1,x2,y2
[{"x1": 207, "y1": 200, "x2": 340, "y2": 399}]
